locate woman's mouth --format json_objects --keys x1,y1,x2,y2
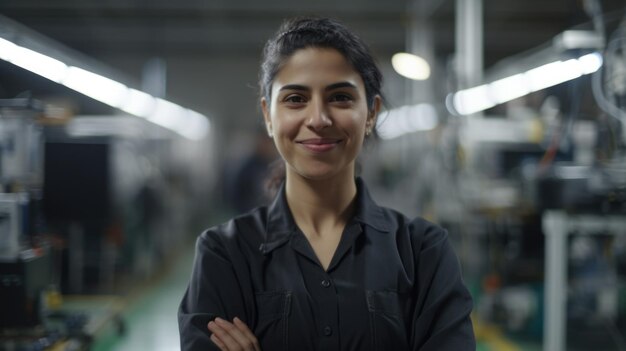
[{"x1": 297, "y1": 138, "x2": 342, "y2": 153}]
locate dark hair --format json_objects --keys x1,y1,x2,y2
[
  {"x1": 259, "y1": 17, "x2": 384, "y2": 196},
  {"x1": 259, "y1": 17, "x2": 384, "y2": 112}
]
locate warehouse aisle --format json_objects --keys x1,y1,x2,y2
[{"x1": 94, "y1": 244, "x2": 195, "y2": 351}]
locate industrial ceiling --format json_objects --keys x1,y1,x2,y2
[{"x1": 0, "y1": 0, "x2": 624, "y2": 131}]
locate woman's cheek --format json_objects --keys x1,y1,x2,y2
[{"x1": 273, "y1": 115, "x2": 302, "y2": 138}]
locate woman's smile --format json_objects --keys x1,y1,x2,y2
[{"x1": 296, "y1": 138, "x2": 343, "y2": 153}]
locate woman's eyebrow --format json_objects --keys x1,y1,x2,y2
[
  {"x1": 279, "y1": 82, "x2": 358, "y2": 93},
  {"x1": 279, "y1": 84, "x2": 309, "y2": 92},
  {"x1": 325, "y1": 82, "x2": 357, "y2": 91}
]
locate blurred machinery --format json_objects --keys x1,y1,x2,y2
[
  {"x1": 367, "y1": 6, "x2": 626, "y2": 351},
  {"x1": 456, "y1": 9, "x2": 626, "y2": 351},
  {"x1": 468, "y1": 18, "x2": 625, "y2": 351},
  {"x1": 0, "y1": 71, "x2": 212, "y2": 351},
  {"x1": 0, "y1": 98, "x2": 51, "y2": 330},
  {"x1": 0, "y1": 11, "x2": 217, "y2": 348}
]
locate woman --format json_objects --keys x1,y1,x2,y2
[{"x1": 179, "y1": 17, "x2": 475, "y2": 351}]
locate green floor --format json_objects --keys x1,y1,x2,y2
[
  {"x1": 89, "y1": 244, "x2": 541, "y2": 351},
  {"x1": 92, "y1": 246, "x2": 194, "y2": 351}
]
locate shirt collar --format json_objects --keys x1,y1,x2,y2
[
  {"x1": 352, "y1": 177, "x2": 391, "y2": 232},
  {"x1": 259, "y1": 177, "x2": 390, "y2": 255}
]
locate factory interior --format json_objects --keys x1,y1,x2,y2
[{"x1": 1, "y1": 0, "x2": 626, "y2": 350}]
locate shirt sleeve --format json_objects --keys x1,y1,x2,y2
[
  {"x1": 409, "y1": 222, "x2": 476, "y2": 350},
  {"x1": 178, "y1": 228, "x2": 254, "y2": 351}
]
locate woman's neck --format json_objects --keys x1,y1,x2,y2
[{"x1": 285, "y1": 168, "x2": 357, "y2": 238}]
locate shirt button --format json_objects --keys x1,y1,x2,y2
[
  {"x1": 323, "y1": 326, "x2": 332, "y2": 336},
  {"x1": 321, "y1": 279, "x2": 331, "y2": 288}
]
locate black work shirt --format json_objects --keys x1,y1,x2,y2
[{"x1": 178, "y1": 178, "x2": 475, "y2": 350}]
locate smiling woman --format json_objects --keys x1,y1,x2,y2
[
  {"x1": 178, "y1": 17, "x2": 476, "y2": 351},
  {"x1": 261, "y1": 47, "x2": 378, "y2": 182}
]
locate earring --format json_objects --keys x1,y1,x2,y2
[{"x1": 365, "y1": 117, "x2": 375, "y2": 136}]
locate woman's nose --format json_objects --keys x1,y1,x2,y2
[{"x1": 306, "y1": 100, "x2": 332, "y2": 131}]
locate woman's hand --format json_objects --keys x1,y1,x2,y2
[{"x1": 207, "y1": 317, "x2": 261, "y2": 351}]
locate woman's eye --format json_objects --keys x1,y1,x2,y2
[
  {"x1": 330, "y1": 94, "x2": 353, "y2": 103},
  {"x1": 284, "y1": 95, "x2": 306, "y2": 103}
]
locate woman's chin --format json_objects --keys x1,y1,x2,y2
[{"x1": 289, "y1": 164, "x2": 353, "y2": 182}]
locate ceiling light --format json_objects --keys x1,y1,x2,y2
[
  {"x1": 0, "y1": 37, "x2": 17, "y2": 61},
  {"x1": 147, "y1": 99, "x2": 186, "y2": 130},
  {"x1": 452, "y1": 84, "x2": 494, "y2": 115},
  {"x1": 377, "y1": 103, "x2": 438, "y2": 139},
  {"x1": 578, "y1": 52, "x2": 603, "y2": 74},
  {"x1": 63, "y1": 66, "x2": 129, "y2": 108},
  {"x1": 489, "y1": 74, "x2": 529, "y2": 104},
  {"x1": 0, "y1": 35, "x2": 210, "y2": 140},
  {"x1": 4, "y1": 41, "x2": 68, "y2": 83},
  {"x1": 120, "y1": 88, "x2": 156, "y2": 118},
  {"x1": 391, "y1": 53, "x2": 431, "y2": 80},
  {"x1": 176, "y1": 110, "x2": 211, "y2": 141},
  {"x1": 451, "y1": 52, "x2": 603, "y2": 115},
  {"x1": 147, "y1": 100, "x2": 210, "y2": 140},
  {"x1": 526, "y1": 59, "x2": 582, "y2": 92}
]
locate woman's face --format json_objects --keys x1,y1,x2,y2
[{"x1": 262, "y1": 47, "x2": 380, "y2": 182}]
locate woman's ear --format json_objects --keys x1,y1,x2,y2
[
  {"x1": 366, "y1": 95, "x2": 382, "y2": 135},
  {"x1": 261, "y1": 98, "x2": 273, "y2": 138}
]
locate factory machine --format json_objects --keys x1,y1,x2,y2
[{"x1": 367, "y1": 9, "x2": 626, "y2": 351}]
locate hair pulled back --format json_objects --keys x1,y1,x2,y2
[{"x1": 259, "y1": 17, "x2": 383, "y2": 112}]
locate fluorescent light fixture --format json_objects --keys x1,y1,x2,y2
[
  {"x1": 0, "y1": 37, "x2": 17, "y2": 61},
  {"x1": 63, "y1": 66, "x2": 129, "y2": 108},
  {"x1": 578, "y1": 52, "x2": 603, "y2": 74},
  {"x1": 377, "y1": 103, "x2": 438, "y2": 139},
  {"x1": 391, "y1": 53, "x2": 431, "y2": 80},
  {"x1": 452, "y1": 52, "x2": 603, "y2": 115},
  {"x1": 525, "y1": 61, "x2": 566, "y2": 92},
  {"x1": 147, "y1": 98, "x2": 186, "y2": 130},
  {"x1": 0, "y1": 35, "x2": 210, "y2": 140},
  {"x1": 6, "y1": 43, "x2": 68, "y2": 83},
  {"x1": 120, "y1": 88, "x2": 156, "y2": 117},
  {"x1": 489, "y1": 73, "x2": 529, "y2": 104},
  {"x1": 147, "y1": 104, "x2": 209, "y2": 140},
  {"x1": 147, "y1": 99, "x2": 210, "y2": 140},
  {"x1": 176, "y1": 109, "x2": 211, "y2": 141},
  {"x1": 453, "y1": 84, "x2": 494, "y2": 115},
  {"x1": 527, "y1": 59, "x2": 582, "y2": 92}
]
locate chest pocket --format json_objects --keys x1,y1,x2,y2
[
  {"x1": 254, "y1": 291, "x2": 291, "y2": 351},
  {"x1": 366, "y1": 290, "x2": 410, "y2": 351}
]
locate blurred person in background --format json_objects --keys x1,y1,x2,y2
[
  {"x1": 179, "y1": 17, "x2": 475, "y2": 351},
  {"x1": 225, "y1": 127, "x2": 278, "y2": 214}
]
